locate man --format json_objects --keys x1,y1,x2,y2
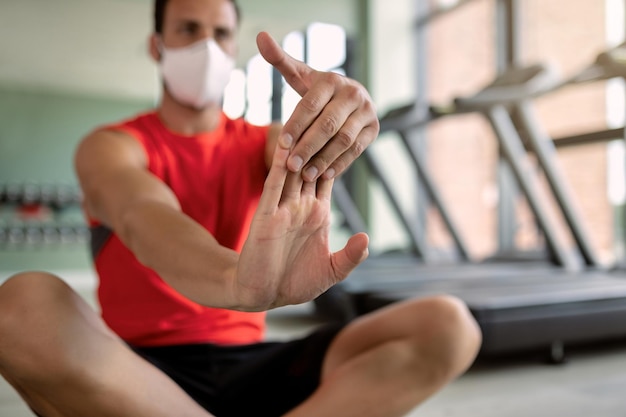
[{"x1": 0, "y1": 0, "x2": 481, "y2": 416}]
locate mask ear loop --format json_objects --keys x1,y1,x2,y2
[{"x1": 154, "y1": 35, "x2": 166, "y2": 61}]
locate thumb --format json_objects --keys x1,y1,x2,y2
[
  {"x1": 331, "y1": 232, "x2": 370, "y2": 281},
  {"x1": 256, "y1": 31, "x2": 312, "y2": 96}
]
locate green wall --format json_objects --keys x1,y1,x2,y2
[
  {"x1": 0, "y1": 86, "x2": 152, "y2": 272},
  {"x1": 0, "y1": 87, "x2": 152, "y2": 182}
]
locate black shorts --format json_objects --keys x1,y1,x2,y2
[{"x1": 131, "y1": 324, "x2": 344, "y2": 417}]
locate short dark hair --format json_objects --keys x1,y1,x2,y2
[{"x1": 154, "y1": 0, "x2": 241, "y2": 34}]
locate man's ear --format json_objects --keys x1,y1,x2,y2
[{"x1": 149, "y1": 33, "x2": 161, "y2": 62}]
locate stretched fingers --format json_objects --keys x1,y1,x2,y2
[
  {"x1": 280, "y1": 170, "x2": 304, "y2": 204},
  {"x1": 306, "y1": 102, "x2": 378, "y2": 181},
  {"x1": 257, "y1": 32, "x2": 379, "y2": 183},
  {"x1": 315, "y1": 176, "x2": 334, "y2": 201},
  {"x1": 284, "y1": 73, "x2": 379, "y2": 182},
  {"x1": 282, "y1": 72, "x2": 339, "y2": 174},
  {"x1": 257, "y1": 141, "x2": 291, "y2": 215}
]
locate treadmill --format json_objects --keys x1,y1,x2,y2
[{"x1": 323, "y1": 57, "x2": 626, "y2": 361}]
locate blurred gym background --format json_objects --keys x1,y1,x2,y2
[
  {"x1": 5, "y1": 0, "x2": 626, "y2": 345},
  {"x1": 3, "y1": 0, "x2": 626, "y2": 416},
  {"x1": 1, "y1": 0, "x2": 624, "y2": 272}
]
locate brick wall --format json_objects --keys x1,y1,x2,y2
[{"x1": 424, "y1": 0, "x2": 615, "y2": 261}]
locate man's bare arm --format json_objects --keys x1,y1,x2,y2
[
  {"x1": 75, "y1": 130, "x2": 242, "y2": 309},
  {"x1": 75, "y1": 129, "x2": 368, "y2": 312}
]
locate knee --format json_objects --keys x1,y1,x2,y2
[
  {"x1": 0, "y1": 271, "x2": 72, "y2": 374},
  {"x1": 409, "y1": 295, "x2": 482, "y2": 380},
  {"x1": 423, "y1": 295, "x2": 481, "y2": 344},
  {"x1": 0, "y1": 270, "x2": 70, "y2": 321}
]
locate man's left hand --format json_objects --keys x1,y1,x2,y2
[{"x1": 256, "y1": 31, "x2": 379, "y2": 182}]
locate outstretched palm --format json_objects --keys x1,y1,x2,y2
[{"x1": 237, "y1": 144, "x2": 369, "y2": 311}]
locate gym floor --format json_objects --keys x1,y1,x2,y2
[{"x1": 1, "y1": 272, "x2": 625, "y2": 416}]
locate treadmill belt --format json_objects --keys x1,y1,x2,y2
[{"x1": 337, "y1": 260, "x2": 626, "y2": 356}]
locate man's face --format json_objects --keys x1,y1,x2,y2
[{"x1": 160, "y1": 0, "x2": 238, "y2": 56}]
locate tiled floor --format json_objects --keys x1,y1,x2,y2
[{"x1": 1, "y1": 271, "x2": 626, "y2": 416}]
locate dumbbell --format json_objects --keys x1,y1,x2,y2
[
  {"x1": 7, "y1": 225, "x2": 25, "y2": 245},
  {"x1": 21, "y1": 182, "x2": 41, "y2": 206},
  {"x1": 41, "y1": 225, "x2": 60, "y2": 244},
  {"x1": 39, "y1": 183, "x2": 57, "y2": 206},
  {"x1": 50, "y1": 184, "x2": 78, "y2": 211},
  {"x1": 4, "y1": 182, "x2": 23, "y2": 205},
  {"x1": 24, "y1": 225, "x2": 43, "y2": 245},
  {"x1": 73, "y1": 224, "x2": 90, "y2": 243}
]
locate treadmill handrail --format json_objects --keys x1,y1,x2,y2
[{"x1": 454, "y1": 63, "x2": 561, "y2": 110}]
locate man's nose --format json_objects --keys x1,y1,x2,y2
[{"x1": 196, "y1": 28, "x2": 215, "y2": 42}]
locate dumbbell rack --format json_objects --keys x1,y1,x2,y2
[{"x1": 0, "y1": 182, "x2": 88, "y2": 248}]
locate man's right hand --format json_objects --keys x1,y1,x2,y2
[{"x1": 234, "y1": 134, "x2": 369, "y2": 311}]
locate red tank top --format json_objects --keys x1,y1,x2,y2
[{"x1": 90, "y1": 111, "x2": 269, "y2": 347}]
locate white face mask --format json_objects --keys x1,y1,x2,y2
[{"x1": 159, "y1": 38, "x2": 235, "y2": 109}]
